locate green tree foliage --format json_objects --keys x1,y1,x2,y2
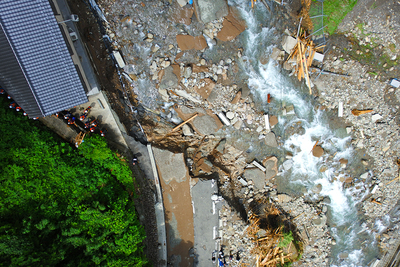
[
  {"x1": 0, "y1": 98, "x2": 147, "y2": 266},
  {"x1": 278, "y1": 231, "x2": 294, "y2": 248}
]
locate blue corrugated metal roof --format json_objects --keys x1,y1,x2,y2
[{"x1": 0, "y1": 0, "x2": 88, "y2": 117}]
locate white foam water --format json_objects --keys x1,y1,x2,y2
[{"x1": 231, "y1": 0, "x2": 379, "y2": 265}]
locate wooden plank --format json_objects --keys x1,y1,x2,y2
[
  {"x1": 308, "y1": 49, "x2": 316, "y2": 67},
  {"x1": 301, "y1": 42, "x2": 312, "y2": 94},
  {"x1": 298, "y1": 42, "x2": 304, "y2": 79}
]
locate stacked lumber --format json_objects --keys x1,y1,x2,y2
[
  {"x1": 246, "y1": 211, "x2": 292, "y2": 266},
  {"x1": 286, "y1": 32, "x2": 325, "y2": 94}
]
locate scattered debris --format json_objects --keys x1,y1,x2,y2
[{"x1": 390, "y1": 78, "x2": 400, "y2": 88}]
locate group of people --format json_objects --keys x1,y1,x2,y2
[
  {"x1": 1, "y1": 88, "x2": 109, "y2": 138},
  {"x1": 56, "y1": 107, "x2": 107, "y2": 137},
  {"x1": 2, "y1": 91, "x2": 33, "y2": 118},
  {"x1": 212, "y1": 248, "x2": 240, "y2": 266}
]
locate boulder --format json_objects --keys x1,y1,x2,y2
[
  {"x1": 183, "y1": 66, "x2": 192, "y2": 78},
  {"x1": 233, "y1": 119, "x2": 243, "y2": 129},
  {"x1": 372, "y1": 113, "x2": 383, "y2": 123},
  {"x1": 214, "y1": 139, "x2": 226, "y2": 154},
  {"x1": 311, "y1": 184, "x2": 322, "y2": 194},
  {"x1": 176, "y1": 0, "x2": 189, "y2": 7},
  {"x1": 158, "y1": 88, "x2": 169, "y2": 102},
  {"x1": 226, "y1": 111, "x2": 235, "y2": 120},
  {"x1": 262, "y1": 156, "x2": 278, "y2": 180},
  {"x1": 243, "y1": 168, "x2": 265, "y2": 189},
  {"x1": 182, "y1": 124, "x2": 193, "y2": 136},
  {"x1": 264, "y1": 132, "x2": 278, "y2": 147},
  {"x1": 173, "y1": 5, "x2": 194, "y2": 25},
  {"x1": 216, "y1": 12, "x2": 246, "y2": 41},
  {"x1": 193, "y1": 0, "x2": 228, "y2": 24},
  {"x1": 231, "y1": 90, "x2": 241, "y2": 104},
  {"x1": 269, "y1": 115, "x2": 278, "y2": 126},
  {"x1": 270, "y1": 47, "x2": 285, "y2": 61},
  {"x1": 153, "y1": 148, "x2": 188, "y2": 184},
  {"x1": 192, "y1": 114, "x2": 219, "y2": 135},
  {"x1": 174, "y1": 106, "x2": 222, "y2": 135},
  {"x1": 191, "y1": 64, "x2": 209, "y2": 73},
  {"x1": 282, "y1": 159, "x2": 293, "y2": 171},
  {"x1": 176, "y1": 34, "x2": 207, "y2": 50},
  {"x1": 285, "y1": 105, "x2": 295, "y2": 115},
  {"x1": 277, "y1": 194, "x2": 292, "y2": 203},
  {"x1": 159, "y1": 66, "x2": 178, "y2": 90},
  {"x1": 194, "y1": 78, "x2": 215, "y2": 100},
  {"x1": 312, "y1": 145, "x2": 324, "y2": 157},
  {"x1": 281, "y1": 35, "x2": 297, "y2": 54},
  {"x1": 339, "y1": 158, "x2": 348, "y2": 168}
]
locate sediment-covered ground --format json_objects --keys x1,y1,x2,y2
[{"x1": 69, "y1": 0, "x2": 400, "y2": 266}]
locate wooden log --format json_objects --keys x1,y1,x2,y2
[
  {"x1": 293, "y1": 211, "x2": 305, "y2": 220},
  {"x1": 351, "y1": 109, "x2": 373, "y2": 116},
  {"x1": 386, "y1": 175, "x2": 400, "y2": 185},
  {"x1": 371, "y1": 198, "x2": 382, "y2": 205},
  {"x1": 172, "y1": 113, "x2": 198, "y2": 132}
]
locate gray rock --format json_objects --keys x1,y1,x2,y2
[
  {"x1": 177, "y1": 0, "x2": 188, "y2": 7},
  {"x1": 207, "y1": 89, "x2": 219, "y2": 103},
  {"x1": 159, "y1": 66, "x2": 178, "y2": 90},
  {"x1": 192, "y1": 115, "x2": 218, "y2": 135},
  {"x1": 233, "y1": 119, "x2": 243, "y2": 129},
  {"x1": 276, "y1": 194, "x2": 292, "y2": 203},
  {"x1": 285, "y1": 105, "x2": 295, "y2": 115},
  {"x1": 311, "y1": 184, "x2": 322, "y2": 194},
  {"x1": 243, "y1": 168, "x2": 265, "y2": 189},
  {"x1": 183, "y1": 66, "x2": 192, "y2": 78},
  {"x1": 282, "y1": 159, "x2": 293, "y2": 171},
  {"x1": 264, "y1": 132, "x2": 278, "y2": 147},
  {"x1": 372, "y1": 114, "x2": 383, "y2": 122},
  {"x1": 338, "y1": 252, "x2": 348, "y2": 259},
  {"x1": 215, "y1": 139, "x2": 226, "y2": 154},
  {"x1": 193, "y1": 0, "x2": 228, "y2": 24},
  {"x1": 264, "y1": 157, "x2": 278, "y2": 180},
  {"x1": 270, "y1": 47, "x2": 284, "y2": 61},
  {"x1": 182, "y1": 124, "x2": 193, "y2": 136},
  {"x1": 281, "y1": 35, "x2": 297, "y2": 54},
  {"x1": 226, "y1": 111, "x2": 235, "y2": 120}
]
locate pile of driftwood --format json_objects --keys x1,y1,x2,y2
[
  {"x1": 285, "y1": 31, "x2": 325, "y2": 94},
  {"x1": 246, "y1": 211, "x2": 293, "y2": 266}
]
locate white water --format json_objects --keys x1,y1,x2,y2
[{"x1": 231, "y1": 1, "x2": 379, "y2": 265}]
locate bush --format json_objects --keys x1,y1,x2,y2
[{"x1": 0, "y1": 97, "x2": 147, "y2": 266}]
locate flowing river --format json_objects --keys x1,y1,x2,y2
[{"x1": 230, "y1": 0, "x2": 379, "y2": 265}]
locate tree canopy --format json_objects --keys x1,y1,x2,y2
[{"x1": 0, "y1": 97, "x2": 147, "y2": 266}]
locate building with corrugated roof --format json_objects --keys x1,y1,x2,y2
[{"x1": 0, "y1": 0, "x2": 98, "y2": 118}]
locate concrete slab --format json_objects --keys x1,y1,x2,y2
[
  {"x1": 192, "y1": 179, "x2": 221, "y2": 267},
  {"x1": 153, "y1": 148, "x2": 194, "y2": 267}
]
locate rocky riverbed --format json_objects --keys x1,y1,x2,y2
[{"x1": 72, "y1": 0, "x2": 400, "y2": 266}]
